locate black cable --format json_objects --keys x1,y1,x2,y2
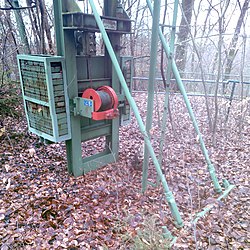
[{"x1": 0, "y1": 5, "x2": 36, "y2": 10}]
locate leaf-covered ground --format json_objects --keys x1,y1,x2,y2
[{"x1": 0, "y1": 93, "x2": 249, "y2": 249}]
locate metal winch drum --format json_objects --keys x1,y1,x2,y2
[{"x1": 82, "y1": 86, "x2": 119, "y2": 120}]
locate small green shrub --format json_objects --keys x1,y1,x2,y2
[
  {"x1": 0, "y1": 74, "x2": 21, "y2": 117},
  {"x1": 131, "y1": 216, "x2": 171, "y2": 250},
  {"x1": 116, "y1": 214, "x2": 172, "y2": 250}
]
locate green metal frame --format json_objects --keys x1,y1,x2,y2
[
  {"x1": 16, "y1": 0, "x2": 235, "y2": 232},
  {"x1": 87, "y1": 0, "x2": 235, "y2": 229},
  {"x1": 88, "y1": 0, "x2": 183, "y2": 227},
  {"x1": 146, "y1": 0, "x2": 223, "y2": 194},
  {"x1": 145, "y1": 0, "x2": 235, "y2": 231},
  {"x1": 52, "y1": 0, "x2": 132, "y2": 176}
]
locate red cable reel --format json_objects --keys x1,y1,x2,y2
[{"x1": 82, "y1": 86, "x2": 119, "y2": 120}]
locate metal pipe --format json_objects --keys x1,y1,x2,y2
[
  {"x1": 193, "y1": 184, "x2": 235, "y2": 224},
  {"x1": 133, "y1": 76, "x2": 250, "y2": 85},
  {"x1": 147, "y1": 0, "x2": 222, "y2": 193},
  {"x1": 53, "y1": 0, "x2": 64, "y2": 56},
  {"x1": 162, "y1": 226, "x2": 178, "y2": 247},
  {"x1": 158, "y1": 0, "x2": 179, "y2": 172},
  {"x1": 88, "y1": 0, "x2": 183, "y2": 227},
  {"x1": 142, "y1": 0, "x2": 161, "y2": 193},
  {"x1": 133, "y1": 91, "x2": 232, "y2": 99}
]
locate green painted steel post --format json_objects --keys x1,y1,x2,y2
[
  {"x1": 104, "y1": 0, "x2": 120, "y2": 164},
  {"x1": 53, "y1": 0, "x2": 64, "y2": 56},
  {"x1": 142, "y1": 0, "x2": 161, "y2": 193},
  {"x1": 193, "y1": 183, "x2": 235, "y2": 224},
  {"x1": 88, "y1": 0, "x2": 183, "y2": 227},
  {"x1": 104, "y1": 0, "x2": 117, "y2": 17},
  {"x1": 157, "y1": 0, "x2": 178, "y2": 170},
  {"x1": 147, "y1": 0, "x2": 222, "y2": 193},
  {"x1": 53, "y1": 0, "x2": 83, "y2": 176},
  {"x1": 64, "y1": 0, "x2": 82, "y2": 12}
]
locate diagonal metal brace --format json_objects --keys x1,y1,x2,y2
[
  {"x1": 88, "y1": 0, "x2": 183, "y2": 227},
  {"x1": 146, "y1": 0, "x2": 222, "y2": 194}
]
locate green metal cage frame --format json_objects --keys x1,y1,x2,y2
[{"x1": 17, "y1": 54, "x2": 71, "y2": 143}]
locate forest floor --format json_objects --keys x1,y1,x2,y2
[{"x1": 0, "y1": 93, "x2": 249, "y2": 250}]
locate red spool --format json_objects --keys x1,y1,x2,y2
[
  {"x1": 82, "y1": 86, "x2": 119, "y2": 120},
  {"x1": 82, "y1": 88, "x2": 102, "y2": 111}
]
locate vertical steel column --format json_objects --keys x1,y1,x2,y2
[
  {"x1": 104, "y1": 0, "x2": 120, "y2": 163},
  {"x1": 53, "y1": 0, "x2": 64, "y2": 55},
  {"x1": 53, "y1": 0, "x2": 83, "y2": 176},
  {"x1": 157, "y1": 0, "x2": 178, "y2": 170},
  {"x1": 64, "y1": 0, "x2": 82, "y2": 12},
  {"x1": 142, "y1": 0, "x2": 161, "y2": 193},
  {"x1": 147, "y1": 0, "x2": 222, "y2": 193},
  {"x1": 104, "y1": 0, "x2": 117, "y2": 17},
  {"x1": 88, "y1": 0, "x2": 183, "y2": 227}
]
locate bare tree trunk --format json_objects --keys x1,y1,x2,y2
[
  {"x1": 212, "y1": 0, "x2": 230, "y2": 145},
  {"x1": 238, "y1": 35, "x2": 248, "y2": 137},
  {"x1": 37, "y1": 0, "x2": 46, "y2": 53},
  {"x1": 5, "y1": 18, "x2": 19, "y2": 54},
  {"x1": 26, "y1": 0, "x2": 41, "y2": 53},
  {"x1": 38, "y1": 0, "x2": 54, "y2": 53},
  {"x1": 10, "y1": 0, "x2": 31, "y2": 54},
  {"x1": 178, "y1": 2, "x2": 213, "y2": 131},
  {"x1": 190, "y1": 1, "x2": 203, "y2": 76},
  {"x1": 223, "y1": 0, "x2": 249, "y2": 83},
  {"x1": 212, "y1": 17, "x2": 223, "y2": 145},
  {"x1": 3, "y1": 1, "x2": 19, "y2": 54},
  {"x1": 0, "y1": 13, "x2": 9, "y2": 86},
  {"x1": 129, "y1": 0, "x2": 140, "y2": 59},
  {"x1": 175, "y1": 0, "x2": 194, "y2": 76},
  {"x1": 129, "y1": 0, "x2": 148, "y2": 89}
]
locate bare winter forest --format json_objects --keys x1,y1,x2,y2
[{"x1": 0, "y1": 0, "x2": 250, "y2": 249}]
